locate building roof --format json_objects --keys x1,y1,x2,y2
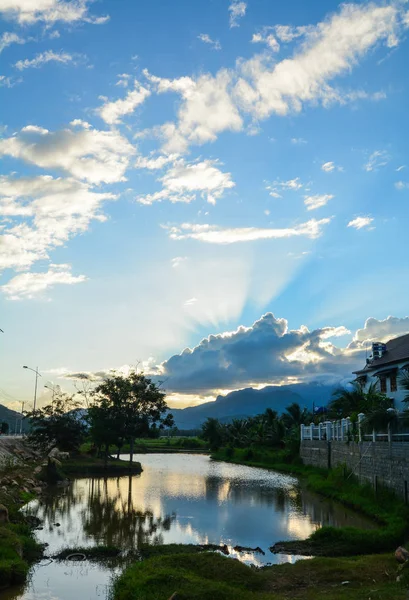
[{"x1": 353, "y1": 333, "x2": 409, "y2": 375}]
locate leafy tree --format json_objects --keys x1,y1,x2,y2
[
  {"x1": 328, "y1": 381, "x2": 386, "y2": 419},
  {"x1": 201, "y1": 417, "x2": 225, "y2": 450},
  {"x1": 281, "y1": 403, "x2": 311, "y2": 429},
  {"x1": 26, "y1": 393, "x2": 86, "y2": 452},
  {"x1": 0, "y1": 421, "x2": 9, "y2": 434},
  {"x1": 90, "y1": 370, "x2": 174, "y2": 466}
]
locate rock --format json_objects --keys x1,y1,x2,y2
[
  {"x1": 53, "y1": 522, "x2": 61, "y2": 527},
  {"x1": 33, "y1": 487, "x2": 43, "y2": 494},
  {"x1": 395, "y1": 547, "x2": 409, "y2": 563},
  {"x1": 0, "y1": 503, "x2": 9, "y2": 523}
]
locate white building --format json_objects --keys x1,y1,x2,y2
[{"x1": 353, "y1": 334, "x2": 409, "y2": 412}]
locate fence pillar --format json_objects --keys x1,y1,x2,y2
[
  {"x1": 326, "y1": 421, "x2": 332, "y2": 441},
  {"x1": 318, "y1": 423, "x2": 322, "y2": 440},
  {"x1": 300, "y1": 424, "x2": 305, "y2": 441},
  {"x1": 358, "y1": 413, "x2": 365, "y2": 442},
  {"x1": 387, "y1": 422, "x2": 392, "y2": 443},
  {"x1": 341, "y1": 418, "x2": 346, "y2": 441},
  {"x1": 372, "y1": 429, "x2": 376, "y2": 442}
]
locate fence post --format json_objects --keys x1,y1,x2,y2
[
  {"x1": 326, "y1": 421, "x2": 332, "y2": 441},
  {"x1": 372, "y1": 429, "x2": 376, "y2": 442},
  {"x1": 387, "y1": 422, "x2": 392, "y2": 443},
  {"x1": 358, "y1": 413, "x2": 365, "y2": 443},
  {"x1": 300, "y1": 424, "x2": 305, "y2": 441},
  {"x1": 318, "y1": 423, "x2": 322, "y2": 441}
]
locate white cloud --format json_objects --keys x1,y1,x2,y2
[
  {"x1": 0, "y1": 124, "x2": 135, "y2": 184},
  {"x1": 395, "y1": 181, "x2": 409, "y2": 190},
  {"x1": 137, "y1": 159, "x2": 235, "y2": 205},
  {"x1": 274, "y1": 25, "x2": 314, "y2": 43},
  {"x1": 145, "y1": 68, "x2": 243, "y2": 153},
  {"x1": 15, "y1": 50, "x2": 78, "y2": 70},
  {"x1": 171, "y1": 256, "x2": 187, "y2": 268},
  {"x1": 0, "y1": 174, "x2": 116, "y2": 271},
  {"x1": 142, "y1": 4, "x2": 406, "y2": 153},
  {"x1": 165, "y1": 218, "x2": 331, "y2": 244},
  {"x1": 347, "y1": 216, "x2": 374, "y2": 230},
  {"x1": 266, "y1": 177, "x2": 303, "y2": 197},
  {"x1": 251, "y1": 32, "x2": 280, "y2": 52},
  {"x1": 291, "y1": 137, "x2": 307, "y2": 145},
  {"x1": 184, "y1": 297, "x2": 198, "y2": 306},
  {"x1": 198, "y1": 33, "x2": 221, "y2": 50},
  {"x1": 364, "y1": 149, "x2": 390, "y2": 172},
  {"x1": 98, "y1": 80, "x2": 151, "y2": 125},
  {"x1": 321, "y1": 161, "x2": 335, "y2": 172},
  {"x1": 396, "y1": 165, "x2": 406, "y2": 172},
  {"x1": 0, "y1": 74, "x2": 22, "y2": 88},
  {"x1": 351, "y1": 316, "x2": 409, "y2": 347},
  {"x1": 0, "y1": 31, "x2": 25, "y2": 54},
  {"x1": 229, "y1": 1, "x2": 247, "y2": 28},
  {"x1": 2, "y1": 264, "x2": 86, "y2": 300},
  {"x1": 116, "y1": 73, "x2": 131, "y2": 87},
  {"x1": 0, "y1": 0, "x2": 109, "y2": 26},
  {"x1": 135, "y1": 153, "x2": 179, "y2": 170},
  {"x1": 304, "y1": 194, "x2": 334, "y2": 210}
]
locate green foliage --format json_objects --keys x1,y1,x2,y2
[
  {"x1": 88, "y1": 370, "x2": 174, "y2": 465},
  {"x1": 112, "y1": 549, "x2": 405, "y2": 600},
  {"x1": 26, "y1": 393, "x2": 86, "y2": 452},
  {"x1": 328, "y1": 381, "x2": 387, "y2": 419}
]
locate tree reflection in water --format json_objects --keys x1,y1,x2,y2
[{"x1": 25, "y1": 475, "x2": 175, "y2": 551}]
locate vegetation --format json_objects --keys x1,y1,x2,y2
[
  {"x1": 61, "y1": 455, "x2": 142, "y2": 476},
  {"x1": 26, "y1": 392, "x2": 86, "y2": 453},
  {"x1": 201, "y1": 404, "x2": 307, "y2": 452},
  {"x1": 88, "y1": 370, "x2": 174, "y2": 466},
  {"x1": 112, "y1": 548, "x2": 406, "y2": 600}
]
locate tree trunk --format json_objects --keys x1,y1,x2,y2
[
  {"x1": 129, "y1": 437, "x2": 134, "y2": 468},
  {"x1": 116, "y1": 446, "x2": 121, "y2": 460},
  {"x1": 104, "y1": 442, "x2": 109, "y2": 469}
]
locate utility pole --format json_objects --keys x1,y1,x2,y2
[
  {"x1": 23, "y1": 366, "x2": 41, "y2": 412},
  {"x1": 19, "y1": 401, "x2": 25, "y2": 435}
]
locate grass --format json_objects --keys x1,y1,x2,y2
[
  {"x1": 212, "y1": 446, "x2": 409, "y2": 557},
  {"x1": 0, "y1": 478, "x2": 43, "y2": 589},
  {"x1": 112, "y1": 548, "x2": 406, "y2": 600},
  {"x1": 106, "y1": 437, "x2": 209, "y2": 454}
]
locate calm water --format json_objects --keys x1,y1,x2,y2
[{"x1": 5, "y1": 454, "x2": 376, "y2": 600}]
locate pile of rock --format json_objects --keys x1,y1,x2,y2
[{"x1": 395, "y1": 546, "x2": 409, "y2": 583}]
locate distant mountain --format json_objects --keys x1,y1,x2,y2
[
  {"x1": 0, "y1": 402, "x2": 28, "y2": 433},
  {"x1": 170, "y1": 382, "x2": 335, "y2": 430}
]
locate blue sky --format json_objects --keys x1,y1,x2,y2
[{"x1": 1, "y1": 0, "x2": 409, "y2": 410}]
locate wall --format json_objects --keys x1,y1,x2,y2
[
  {"x1": 301, "y1": 440, "x2": 409, "y2": 501},
  {"x1": 362, "y1": 360, "x2": 408, "y2": 412}
]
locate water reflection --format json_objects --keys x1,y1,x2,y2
[{"x1": 6, "y1": 454, "x2": 376, "y2": 600}]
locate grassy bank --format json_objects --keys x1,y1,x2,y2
[
  {"x1": 104, "y1": 437, "x2": 209, "y2": 454},
  {"x1": 112, "y1": 546, "x2": 407, "y2": 600},
  {"x1": 211, "y1": 447, "x2": 409, "y2": 557},
  {"x1": 0, "y1": 465, "x2": 44, "y2": 589}
]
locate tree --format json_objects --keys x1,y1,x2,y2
[
  {"x1": 90, "y1": 370, "x2": 174, "y2": 466},
  {"x1": 26, "y1": 393, "x2": 86, "y2": 452},
  {"x1": 328, "y1": 381, "x2": 386, "y2": 419},
  {"x1": 201, "y1": 418, "x2": 225, "y2": 451},
  {"x1": 281, "y1": 403, "x2": 311, "y2": 429},
  {"x1": 0, "y1": 421, "x2": 9, "y2": 434}
]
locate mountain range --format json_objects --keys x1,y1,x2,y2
[{"x1": 170, "y1": 383, "x2": 336, "y2": 430}]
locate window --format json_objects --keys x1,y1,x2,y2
[
  {"x1": 390, "y1": 373, "x2": 397, "y2": 392},
  {"x1": 380, "y1": 376, "x2": 387, "y2": 394}
]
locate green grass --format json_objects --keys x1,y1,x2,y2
[
  {"x1": 212, "y1": 447, "x2": 409, "y2": 557},
  {"x1": 112, "y1": 549, "x2": 406, "y2": 600},
  {"x1": 113, "y1": 437, "x2": 209, "y2": 453}
]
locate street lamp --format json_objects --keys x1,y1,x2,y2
[
  {"x1": 44, "y1": 384, "x2": 58, "y2": 401},
  {"x1": 23, "y1": 366, "x2": 41, "y2": 412}
]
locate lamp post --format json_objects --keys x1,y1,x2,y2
[
  {"x1": 44, "y1": 384, "x2": 58, "y2": 402},
  {"x1": 23, "y1": 366, "x2": 41, "y2": 412},
  {"x1": 19, "y1": 401, "x2": 25, "y2": 435}
]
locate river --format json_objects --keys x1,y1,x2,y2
[{"x1": 4, "y1": 453, "x2": 376, "y2": 600}]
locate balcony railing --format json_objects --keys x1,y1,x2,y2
[{"x1": 300, "y1": 414, "x2": 409, "y2": 443}]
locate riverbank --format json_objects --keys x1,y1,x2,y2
[
  {"x1": 0, "y1": 460, "x2": 45, "y2": 590},
  {"x1": 211, "y1": 446, "x2": 409, "y2": 557},
  {"x1": 112, "y1": 545, "x2": 407, "y2": 600},
  {"x1": 62, "y1": 455, "x2": 143, "y2": 476}
]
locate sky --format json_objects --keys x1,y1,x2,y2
[{"x1": 1, "y1": 0, "x2": 409, "y2": 411}]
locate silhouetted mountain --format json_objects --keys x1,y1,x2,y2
[
  {"x1": 170, "y1": 383, "x2": 335, "y2": 430},
  {"x1": 0, "y1": 402, "x2": 27, "y2": 433}
]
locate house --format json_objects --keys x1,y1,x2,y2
[{"x1": 353, "y1": 334, "x2": 409, "y2": 412}]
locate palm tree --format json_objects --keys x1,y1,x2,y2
[
  {"x1": 281, "y1": 403, "x2": 311, "y2": 429},
  {"x1": 327, "y1": 381, "x2": 383, "y2": 419}
]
